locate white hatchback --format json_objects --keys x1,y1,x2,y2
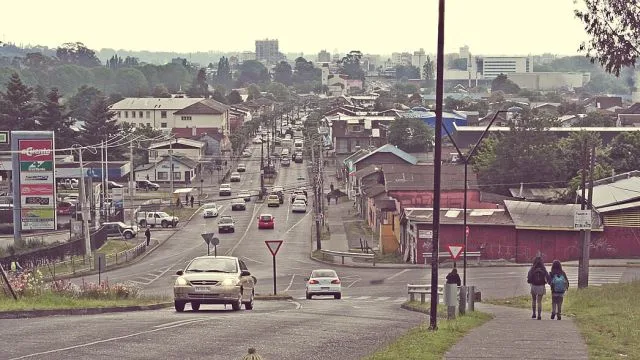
[
  {"x1": 291, "y1": 200, "x2": 306, "y2": 213},
  {"x1": 202, "y1": 203, "x2": 218, "y2": 218},
  {"x1": 305, "y1": 269, "x2": 341, "y2": 299}
]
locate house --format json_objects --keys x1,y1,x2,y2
[
  {"x1": 147, "y1": 138, "x2": 205, "y2": 163},
  {"x1": 399, "y1": 108, "x2": 468, "y2": 136},
  {"x1": 168, "y1": 129, "x2": 232, "y2": 160},
  {"x1": 558, "y1": 114, "x2": 585, "y2": 127},
  {"x1": 330, "y1": 114, "x2": 397, "y2": 154},
  {"x1": 616, "y1": 102, "x2": 640, "y2": 127},
  {"x1": 508, "y1": 187, "x2": 566, "y2": 202},
  {"x1": 531, "y1": 102, "x2": 561, "y2": 114},
  {"x1": 134, "y1": 155, "x2": 198, "y2": 184}
]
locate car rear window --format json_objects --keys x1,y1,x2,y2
[
  {"x1": 312, "y1": 270, "x2": 337, "y2": 278},
  {"x1": 260, "y1": 215, "x2": 272, "y2": 221}
]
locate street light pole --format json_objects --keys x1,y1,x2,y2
[
  {"x1": 169, "y1": 138, "x2": 174, "y2": 212},
  {"x1": 260, "y1": 133, "x2": 264, "y2": 198},
  {"x1": 105, "y1": 137, "x2": 109, "y2": 222},
  {"x1": 129, "y1": 139, "x2": 135, "y2": 226},
  {"x1": 74, "y1": 146, "x2": 92, "y2": 257}
]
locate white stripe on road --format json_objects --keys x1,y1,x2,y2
[
  {"x1": 241, "y1": 256, "x2": 264, "y2": 264},
  {"x1": 283, "y1": 274, "x2": 296, "y2": 292},
  {"x1": 153, "y1": 318, "x2": 208, "y2": 328},
  {"x1": 225, "y1": 202, "x2": 263, "y2": 256},
  {"x1": 385, "y1": 269, "x2": 411, "y2": 281},
  {"x1": 353, "y1": 296, "x2": 371, "y2": 300},
  {"x1": 376, "y1": 297, "x2": 391, "y2": 301},
  {"x1": 284, "y1": 211, "x2": 311, "y2": 235}
]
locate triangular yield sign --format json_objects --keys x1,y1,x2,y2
[
  {"x1": 447, "y1": 245, "x2": 464, "y2": 260},
  {"x1": 201, "y1": 233, "x2": 214, "y2": 245},
  {"x1": 265, "y1": 240, "x2": 283, "y2": 256}
]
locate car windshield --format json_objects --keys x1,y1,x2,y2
[
  {"x1": 221, "y1": 184, "x2": 230, "y2": 188},
  {"x1": 260, "y1": 215, "x2": 272, "y2": 221},
  {"x1": 186, "y1": 258, "x2": 237, "y2": 273},
  {"x1": 293, "y1": 201, "x2": 305, "y2": 205},
  {"x1": 311, "y1": 270, "x2": 337, "y2": 278},
  {"x1": 219, "y1": 217, "x2": 233, "y2": 224},
  {"x1": 204, "y1": 203, "x2": 217, "y2": 209}
]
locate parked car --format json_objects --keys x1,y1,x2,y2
[
  {"x1": 291, "y1": 200, "x2": 307, "y2": 213},
  {"x1": 137, "y1": 211, "x2": 179, "y2": 228},
  {"x1": 237, "y1": 164, "x2": 247, "y2": 172},
  {"x1": 231, "y1": 199, "x2": 246, "y2": 211},
  {"x1": 58, "y1": 179, "x2": 78, "y2": 190},
  {"x1": 137, "y1": 179, "x2": 160, "y2": 191},
  {"x1": 239, "y1": 191, "x2": 252, "y2": 202},
  {"x1": 57, "y1": 200, "x2": 76, "y2": 215},
  {"x1": 219, "y1": 183, "x2": 232, "y2": 196},
  {"x1": 107, "y1": 181, "x2": 124, "y2": 189},
  {"x1": 242, "y1": 150, "x2": 252, "y2": 158},
  {"x1": 252, "y1": 137, "x2": 262, "y2": 144},
  {"x1": 257, "y1": 214, "x2": 275, "y2": 229},
  {"x1": 173, "y1": 256, "x2": 256, "y2": 312},
  {"x1": 305, "y1": 269, "x2": 341, "y2": 299},
  {"x1": 202, "y1": 203, "x2": 219, "y2": 218},
  {"x1": 267, "y1": 194, "x2": 280, "y2": 207},
  {"x1": 102, "y1": 222, "x2": 138, "y2": 239},
  {"x1": 281, "y1": 157, "x2": 290, "y2": 167},
  {"x1": 230, "y1": 172, "x2": 241, "y2": 182},
  {"x1": 218, "y1": 215, "x2": 235, "y2": 233}
]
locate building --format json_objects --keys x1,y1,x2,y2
[
  {"x1": 507, "y1": 72, "x2": 590, "y2": 91},
  {"x1": 134, "y1": 155, "x2": 198, "y2": 184},
  {"x1": 317, "y1": 50, "x2": 331, "y2": 63},
  {"x1": 391, "y1": 52, "x2": 413, "y2": 66},
  {"x1": 477, "y1": 56, "x2": 534, "y2": 79},
  {"x1": 238, "y1": 51, "x2": 256, "y2": 63},
  {"x1": 147, "y1": 138, "x2": 206, "y2": 164},
  {"x1": 110, "y1": 98, "x2": 230, "y2": 133},
  {"x1": 412, "y1": 49, "x2": 427, "y2": 78},
  {"x1": 329, "y1": 114, "x2": 397, "y2": 155},
  {"x1": 255, "y1": 39, "x2": 279, "y2": 64}
]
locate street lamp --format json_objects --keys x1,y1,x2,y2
[{"x1": 72, "y1": 144, "x2": 97, "y2": 257}]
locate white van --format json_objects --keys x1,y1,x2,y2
[
  {"x1": 294, "y1": 139, "x2": 304, "y2": 150},
  {"x1": 281, "y1": 148, "x2": 290, "y2": 156}
]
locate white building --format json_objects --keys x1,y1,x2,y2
[
  {"x1": 238, "y1": 51, "x2": 256, "y2": 63},
  {"x1": 110, "y1": 98, "x2": 230, "y2": 133},
  {"x1": 412, "y1": 49, "x2": 427, "y2": 78},
  {"x1": 478, "y1": 56, "x2": 534, "y2": 79},
  {"x1": 507, "y1": 72, "x2": 590, "y2": 91},
  {"x1": 134, "y1": 155, "x2": 198, "y2": 184},
  {"x1": 147, "y1": 138, "x2": 206, "y2": 163}
]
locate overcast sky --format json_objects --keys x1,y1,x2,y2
[{"x1": 2, "y1": 0, "x2": 589, "y2": 56}]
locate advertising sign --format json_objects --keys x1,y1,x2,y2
[
  {"x1": 111, "y1": 187, "x2": 124, "y2": 208},
  {"x1": 19, "y1": 139, "x2": 53, "y2": 161},
  {"x1": 20, "y1": 208, "x2": 56, "y2": 230},
  {"x1": 20, "y1": 195, "x2": 54, "y2": 207},
  {"x1": 20, "y1": 184, "x2": 54, "y2": 195},
  {"x1": 18, "y1": 137, "x2": 56, "y2": 231},
  {"x1": 20, "y1": 172, "x2": 54, "y2": 184},
  {"x1": 20, "y1": 161, "x2": 53, "y2": 172}
]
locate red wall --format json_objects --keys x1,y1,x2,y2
[
  {"x1": 390, "y1": 190, "x2": 500, "y2": 209},
  {"x1": 596, "y1": 227, "x2": 640, "y2": 258}
]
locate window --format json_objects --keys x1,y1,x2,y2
[
  {"x1": 157, "y1": 172, "x2": 168, "y2": 180},
  {"x1": 181, "y1": 116, "x2": 192, "y2": 121},
  {"x1": 124, "y1": 111, "x2": 128, "y2": 118},
  {"x1": 239, "y1": 260, "x2": 248, "y2": 271},
  {"x1": 132, "y1": 111, "x2": 136, "y2": 118},
  {"x1": 139, "y1": 111, "x2": 143, "y2": 118},
  {"x1": 146, "y1": 111, "x2": 151, "y2": 118},
  {"x1": 161, "y1": 111, "x2": 167, "y2": 118},
  {"x1": 117, "y1": 111, "x2": 121, "y2": 118},
  {"x1": 173, "y1": 172, "x2": 181, "y2": 180},
  {"x1": 160, "y1": 122, "x2": 167, "y2": 128},
  {"x1": 147, "y1": 122, "x2": 151, "y2": 126}
]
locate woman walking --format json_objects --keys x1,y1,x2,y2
[
  {"x1": 527, "y1": 256, "x2": 549, "y2": 320},
  {"x1": 549, "y1": 260, "x2": 569, "y2": 320}
]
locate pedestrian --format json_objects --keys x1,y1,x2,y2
[
  {"x1": 144, "y1": 227, "x2": 151, "y2": 246},
  {"x1": 549, "y1": 260, "x2": 569, "y2": 320},
  {"x1": 446, "y1": 266, "x2": 461, "y2": 286},
  {"x1": 190, "y1": 195, "x2": 194, "y2": 208},
  {"x1": 185, "y1": 193, "x2": 189, "y2": 205},
  {"x1": 527, "y1": 256, "x2": 550, "y2": 320}
]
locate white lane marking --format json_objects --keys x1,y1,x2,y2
[
  {"x1": 376, "y1": 297, "x2": 391, "y2": 301},
  {"x1": 9, "y1": 318, "x2": 209, "y2": 360},
  {"x1": 241, "y1": 256, "x2": 264, "y2": 264},
  {"x1": 225, "y1": 201, "x2": 263, "y2": 256},
  {"x1": 285, "y1": 197, "x2": 291, "y2": 224},
  {"x1": 284, "y1": 211, "x2": 310, "y2": 235},
  {"x1": 353, "y1": 296, "x2": 371, "y2": 300},
  {"x1": 393, "y1": 297, "x2": 406, "y2": 302},
  {"x1": 290, "y1": 300, "x2": 302, "y2": 310},
  {"x1": 385, "y1": 269, "x2": 411, "y2": 281},
  {"x1": 152, "y1": 318, "x2": 208, "y2": 328},
  {"x1": 347, "y1": 279, "x2": 360, "y2": 288},
  {"x1": 283, "y1": 274, "x2": 296, "y2": 292}
]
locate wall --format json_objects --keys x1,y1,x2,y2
[
  {"x1": 173, "y1": 113, "x2": 227, "y2": 130},
  {"x1": 507, "y1": 72, "x2": 588, "y2": 91},
  {"x1": 380, "y1": 223, "x2": 398, "y2": 254},
  {"x1": 389, "y1": 190, "x2": 499, "y2": 209},
  {"x1": 596, "y1": 227, "x2": 640, "y2": 258}
]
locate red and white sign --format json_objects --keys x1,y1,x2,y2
[
  {"x1": 447, "y1": 244, "x2": 464, "y2": 260},
  {"x1": 19, "y1": 139, "x2": 53, "y2": 161},
  {"x1": 20, "y1": 184, "x2": 54, "y2": 195},
  {"x1": 265, "y1": 240, "x2": 283, "y2": 256}
]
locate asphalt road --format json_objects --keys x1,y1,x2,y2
[{"x1": 10, "y1": 141, "x2": 640, "y2": 360}]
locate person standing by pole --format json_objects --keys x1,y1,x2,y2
[{"x1": 145, "y1": 227, "x2": 151, "y2": 246}]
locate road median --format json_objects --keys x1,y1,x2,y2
[{"x1": 0, "y1": 302, "x2": 173, "y2": 319}]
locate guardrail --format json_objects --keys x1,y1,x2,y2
[
  {"x1": 423, "y1": 251, "x2": 481, "y2": 265},
  {"x1": 320, "y1": 249, "x2": 375, "y2": 266},
  {"x1": 407, "y1": 284, "x2": 445, "y2": 303}
]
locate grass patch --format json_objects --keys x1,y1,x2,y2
[
  {"x1": 486, "y1": 281, "x2": 640, "y2": 359},
  {"x1": 364, "y1": 308, "x2": 492, "y2": 360},
  {"x1": 160, "y1": 206, "x2": 198, "y2": 221},
  {"x1": 0, "y1": 293, "x2": 168, "y2": 311},
  {"x1": 96, "y1": 240, "x2": 134, "y2": 255}
]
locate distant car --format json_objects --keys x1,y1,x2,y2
[
  {"x1": 202, "y1": 203, "x2": 219, "y2": 218},
  {"x1": 218, "y1": 215, "x2": 235, "y2": 233},
  {"x1": 219, "y1": 184, "x2": 232, "y2": 196},
  {"x1": 231, "y1": 199, "x2": 246, "y2": 211},
  {"x1": 102, "y1": 222, "x2": 138, "y2": 240},
  {"x1": 242, "y1": 150, "x2": 252, "y2": 158},
  {"x1": 107, "y1": 181, "x2": 124, "y2": 189},
  {"x1": 305, "y1": 269, "x2": 342, "y2": 300},
  {"x1": 136, "y1": 179, "x2": 160, "y2": 191},
  {"x1": 281, "y1": 157, "x2": 290, "y2": 167},
  {"x1": 237, "y1": 164, "x2": 247, "y2": 172},
  {"x1": 239, "y1": 191, "x2": 251, "y2": 202},
  {"x1": 230, "y1": 172, "x2": 241, "y2": 182},
  {"x1": 257, "y1": 214, "x2": 275, "y2": 229},
  {"x1": 252, "y1": 137, "x2": 262, "y2": 144},
  {"x1": 291, "y1": 200, "x2": 307, "y2": 213},
  {"x1": 267, "y1": 195, "x2": 280, "y2": 207},
  {"x1": 57, "y1": 200, "x2": 76, "y2": 215}
]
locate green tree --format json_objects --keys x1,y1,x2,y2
[
  {"x1": 56, "y1": 42, "x2": 101, "y2": 67},
  {"x1": 422, "y1": 56, "x2": 434, "y2": 82},
  {"x1": 236, "y1": 60, "x2": 270, "y2": 86},
  {"x1": 114, "y1": 67, "x2": 149, "y2": 97},
  {"x1": 575, "y1": 0, "x2": 640, "y2": 75},
  {"x1": 247, "y1": 83, "x2": 262, "y2": 101},
  {"x1": 266, "y1": 82, "x2": 290, "y2": 102},
  {"x1": 215, "y1": 57, "x2": 232, "y2": 87},
  {"x1": 121, "y1": 122, "x2": 163, "y2": 167},
  {"x1": 226, "y1": 90, "x2": 243, "y2": 104},
  {"x1": 211, "y1": 89, "x2": 227, "y2": 104},
  {"x1": 338, "y1": 50, "x2": 365, "y2": 80},
  {"x1": 152, "y1": 84, "x2": 171, "y2": 98},
  {"x1": 188, "y1": 68, "x2": 209, "y2": 98},
  {"x1": 450, "y1": 58, "x2": 468, "y2": 70},
  {"x1": 0, "y1": 73, "x2": 38, "y2": 130},
  {"x1": 158, "y1": 63, "x2": 191, "y2": 92},
  {"x1": 394, "y1": 65, "x2": 420, "y2": 80},
  {"x1": 37, "y1": 88, "x2": 75, "y2": 148},
  {"x1": 48, "y1": 64, "x2": 95, "y2": 95},
  {"x1": 80, "y1": 96, "x2": 122, "y2": 159},
  {"x1": 572, "y1": 112, "x2": 615, "y2": 127},
  {"x1": 273, "y1": 61, "x2": 293, "y2": 85},
  {"x1": 444, "y1": 96, "x2": 466, "y2": 111},
  {"x1": 387, "y1": 118, "x2": 434, "y2": 152},
  {"x1": 91, "y1": 66, "x2": 113, "y2": 93},
  {"x1": 68, "y1": 85, "x2": 103, "y2": 122},
  {"x1": 293, "y1": 57, "x2": 321, "y2": 83},
  {"x1": 608, "y1": 131, "x2": 640, "y2": 173},
  {"x1": 491, "y1": 74, "x2": 520, "y2": 94}
]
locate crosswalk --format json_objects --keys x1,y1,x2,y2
[
  {"x1": 563, "y1": 268, "x2": 623, "y2": 287},
  {"x1": 295, "y1": 295, "x2": 409, "y2": 304}
]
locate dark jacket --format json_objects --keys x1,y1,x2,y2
[
  {"x1": 145, "y1": 229, "x2": 151, "y2": 238},
  {"x1": 446, "y1": 271, "x2": 461, "y2": 286},
  {"x1": 527, "y1": 265, "x2": 550, "y2": 286},
  {"x1": 549, "y1": 269, "x2": 569, "y2": 294}
]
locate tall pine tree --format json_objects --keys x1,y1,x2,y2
[
  {"x1": 80, "y1": 96, "x2": 122, "y2": 160},
  {"x1": 37, "y1": 88, "x2": 75, "y2": 149},
  {"x1": 0, "y1": 73, "x2": 38, "y2": 131}
]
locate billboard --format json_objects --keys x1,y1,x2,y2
[{"x1": 18, "y1": 138, "x2": 56, "y2": 230}]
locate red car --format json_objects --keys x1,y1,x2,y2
[
  {"x1": 257, "y1": 214, "x2": 275, "y2": 229},
  {"x1": 57, "y1": 201, "x2": 76, "y2": 215}
]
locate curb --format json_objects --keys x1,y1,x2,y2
[
  {"x1": 255, "y1": 294, "x2": 293, "y2": 301},
  {"x1": 0, "y1": 302, "x2": 173, "y2": 319}
]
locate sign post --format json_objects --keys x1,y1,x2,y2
[
  {"x1": 447, "y1": 244, "x2": 464, "y2": 267},
  {"x1": 265, "y1": 240, "x2": 283, "y2": 295},
  {"x1": 201, "y1": 233, "x2": 217, "y2": 256},
  {"x1": 212, "y1": 237, "x2": 219, "y2": 257}
]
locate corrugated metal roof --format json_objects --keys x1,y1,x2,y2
[
  {"x1": 585, "y1": 177, "x2": 640, "y2": 208},
  {"x1": 110, "y1": 98, "x2": 203, "y2": 110},
  {"x1": 404, "y1": 207, "x2": 513, "y2": 226},
  {"x1": 597, "y1": 200, "x2": 640, "y2": 213},
  {"x1": 504, "y1": 200, "x2": 602, "y2": 231},
  {"x1": 353, "y1": 144, "x2": 417, "y2": 165}
]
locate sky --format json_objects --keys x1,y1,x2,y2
[{"x1": 1, "y1": 0, "x2": 589, "y2": 57}]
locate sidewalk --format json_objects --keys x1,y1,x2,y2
[{"x1": 445, "y1": 303, "x2": 588, "y2": 359}]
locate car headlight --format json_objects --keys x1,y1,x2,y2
[
  {"x1": 221, "y1": 278, "x2": 239, "y2": 286},
  {"x1": 175, "y1": 277, "x2": 189, "y2": 286}
]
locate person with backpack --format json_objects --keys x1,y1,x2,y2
[
  {"x1": 527, "y1": 256, "x2": 550, "y2": 320},
  {"x1": 549, "y1": 259, "x2": 569, "y2": 320}
]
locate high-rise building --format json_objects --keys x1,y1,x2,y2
[
  {"x1": 238, "y1": 51, "x2": 256, "y2": 63},
  {"x1": 255, "y1": 39, "x2": 279, "y2": 63},
  {"x1": 412, "y1": 49, "x2": 427, "y2": 78},
  {"x1": 477, "y1": 56, "x2": 534, "y2": 79},
  {"x1": 317, "y1": 50, "x2": 331, "y2": 63}
]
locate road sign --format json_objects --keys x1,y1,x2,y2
[
  {"x1": 265, "y1": 240, "x2": 283, "y2": 256},
  {"x1": 447, "y1": 244, "x2": 464, "y2": 260},
  {"x1": 574, "y1": 209, "x2": 592, "y2": 230},
  {"x1": 211, "y1": 237, "x2": 220, "y2": 246},
  {"x1": 201, "y1": 232, "x2": 214, "y2": 245},
  {"x1": 0, "y1": 131, "x2": 8, "y2": 144}
]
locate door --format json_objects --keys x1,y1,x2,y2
[{"x1": 184, "y1": 171, "x2": 190, "y2": 184}]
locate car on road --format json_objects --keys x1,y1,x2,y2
[
  {"x1": 237, "y1": 163, "x2": 246, "y2": 172},
  {"x1": 137, "y1": 211, "x2": 179, "y2": 228},
  {"x1": 231, "y1": 199, "x2": 246, "y2": 211},
  {"x1": 305, "y1": 269, "x2": 341, "y2": 299},
  {"x1": 218, "y1": 215, "x2": 235, "y2": 233},
  {"x1": 102, "y1": 221, "x2": 138, "y2": 239},
  {"x1": 57, "y1": 200, "x2": 76, "y2": 215},
  {"x1": 136, "y1": 179, "x2": 160, "y2": 191},
  {"x1": 257, "y1": 214, "x2": 275, "y2": 229},
  {"x1": 252, "y1": 137, "x2": 262, "y2": 144},
  {"x1": 267, "y1": 194, "x2": 280, "y2": 207},
  {"x1": 281, "y1": 157, "x2": 290, "y2": 167},
  {"x1": 294, "y1": 153, "x2": 303, "y2": 163},
  {"x1": 230, "y1": 172, "x2": 241, "y2": 182},
  {"x1": 173, "y1": 256, "x2": 256, "y2": 312},
  {"x1": 202, "y1": 203, "x2": 219, "y2": 218},
  {"x1": 291, "y1": 200, "x2": 307, "y2": 213},
  {"x1": 107, "y1": 181, "x2": 124, "y2": 189},
  {"x1": 239, "y1": 191, "x2": 252, "y2": 202},
  {"x1": 219, "y1": 183, "x2": 232, "y2": 196},
  {"x1": 242, "y1": 150, "x2": 252, "y2": 158}
]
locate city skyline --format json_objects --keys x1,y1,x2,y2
[{"x1": 2, "y1": 0, "x2": 589, "y2": 57}]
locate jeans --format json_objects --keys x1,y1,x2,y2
[{"x1": 552, "y1": 295, "x2": 564, "y2": 315}]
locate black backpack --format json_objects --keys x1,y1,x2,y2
[{"x1": 531, "y1": 267, "x2": 546, "y2": 285}]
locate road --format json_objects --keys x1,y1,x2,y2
[{"x1": 9, "y1": 139, "x2": 640, "y2": 359}]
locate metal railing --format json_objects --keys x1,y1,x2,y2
[{"x1": 320, "y1": 249, "x2": 376, "y2": 266}]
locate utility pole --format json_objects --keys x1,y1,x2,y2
[
  {"x1": 319, "y1": 140, "x2": 324, "y2": 225},
  {"x1": 129, "y1": 139, "x2": 135, "y2": 226},
  {"x1": 77, "y1": 148, "x2": 91, "y2": 257},
  {"x1": 169, "y1": 139, "x2": 174, "y2": 213},
  {"x1": 311, "y1": 142, "x2": 321, "y2": 250},
  {"x1": 105, "y1": 137, "x2": 109, "y2": 222},
  {"x1": 260, "y1": 133, "x2": 265, "y2": 198},
  {"x1": 579, "y1": 142, "x2": 595, "y2": 288},
  {"x1": 100, "y1": 139, "x2": 105, "y2": 222}
]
